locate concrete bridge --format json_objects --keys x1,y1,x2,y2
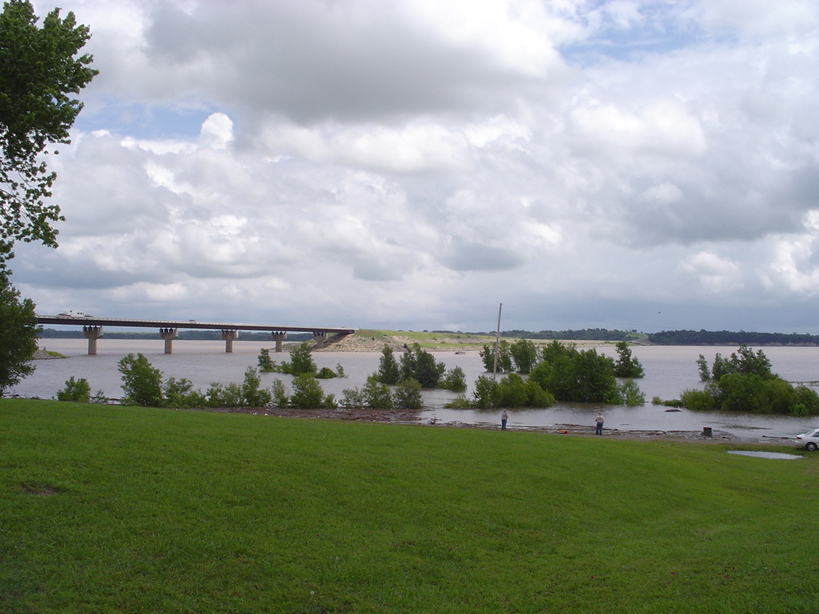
[{"x1": 37, "y1": 315, "x2": 355, "y2": 356}]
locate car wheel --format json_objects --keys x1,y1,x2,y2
[{"x1": 807, "y1": 442, "x2": 818, "y2": 452}]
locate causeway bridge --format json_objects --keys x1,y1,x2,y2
[{"x1": 37, "y1": 315, "x2": 355, "y2": 356}]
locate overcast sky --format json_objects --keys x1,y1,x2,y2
[{"x1": 12, "y1": 0, "x2": 819, "y2": 333}]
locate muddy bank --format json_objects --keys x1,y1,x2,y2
[{"x1": 200, "y1": 405, "x2": 748, "y2": 442}]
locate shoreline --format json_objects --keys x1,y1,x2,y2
[{"x1": 189, "y1": 405, "x2": 798, "y2": 445}]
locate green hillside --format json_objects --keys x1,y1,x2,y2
[{"x1": 2, "y1": 399, "x2": 818, "y2": 613}]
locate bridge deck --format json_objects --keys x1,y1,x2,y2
[{"x1": 37, "y1": 315, "x2": 354, "y2": 335}]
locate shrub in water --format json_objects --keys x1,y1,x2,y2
[
  {"x1": 440, "y1": 366, "x2": 467, "y2": 393},
  {"x1": 375, "y1": 345, "x2": 401, "y2": 385},
  {"x1": 472, "y1": 375, "x2": 501, "y2": 409},
  {"x1": 400, "y1": 344, "x2": 446, "y2": 388},
  {"x1": 393, "y1": 378, "x2": 423, "y2": 409},
  {"x1": 257, "y1": 348, "x2": 276, "y2": 373},
  {"x1": 362, "y1": 376, "x2": 393, "y2": 409},
  {"x1": 617, "y1": 379, "x2": 646, "y2": 407}
]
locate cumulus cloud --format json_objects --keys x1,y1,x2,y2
[{"x1": 13, "y1": 0, "x2": 819, "y2": 332}]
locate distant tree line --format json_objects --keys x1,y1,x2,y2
[
  {"x1": 467, "y1": 328, "x2": 639, "y2": 341},
  {"x1": 648, "y1": 330, "x2": 819, "y2": 346}
]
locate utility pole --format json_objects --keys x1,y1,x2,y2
[{"x1": 493, "y1": 302, "x2": 502, "y2": 380}]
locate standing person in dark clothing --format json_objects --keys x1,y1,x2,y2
[{"x1": 595, "y1": 412, "x2": 604, "y2": 435}]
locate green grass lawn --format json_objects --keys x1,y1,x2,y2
[{"x1": 2, "y1": 399, "x2": 818, "y2": 613}]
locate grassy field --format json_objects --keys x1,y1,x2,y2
[{"x1": 2, "y1": 399, "x2": 818, "y2": 613}]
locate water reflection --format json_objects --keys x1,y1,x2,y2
[{"x1": 727, "y1": 451, "x2": 802, "y2": 460}]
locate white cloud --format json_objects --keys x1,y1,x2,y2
[
  {"x1": 199, "y1": 112, "x2": 234, "y2": 150},
  {"x1": 681, "y1": 251, "x2": 743, "y2": 293},
  {"x1": 571, "y1": 100, "x2": 707, "y2": 156},
  {"x1": 11, "y1": 0, "x2": 819, "y2": 333}
]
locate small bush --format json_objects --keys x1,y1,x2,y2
[
  {"x1": 290, "y1": 375, "x2": 325, "y2": 409},
  {"x1": 257, "y1": 348, "x2": 276, "y2": 372},
  {"x1": 205, "y1": 382, "x2": 243, "y2": 408},
  {"x1": 341, "y1": 387, "x2": 364, "y2": 409},
  {"x1": 652, "y1": 397, "x2": 683, "y2": 408},
  {"x1": 443, "y1": 395, "x2": 471, "y2": 409},
  {"x1": 57, "y1": 376, "x2": 90, "y2": 403},
  {"x1": 362, "y1": 376, "x2": 393, "y2": 409},
  {"x1": 393, "y1": 378, "x2": 423, "y2": 409},
  {"x1": 241, "y1": 367, "x2": 272, "y2": 408},
  {"x1": 680, "y1": 388, "x2": 716, "y2": 411},
  {"x1": 164, "y1": 377, "x2": 205, "y2": 408},
  {"x1": 472, "y1": 375, "x2": 501, "y2": 409},
  {"x1": 616, "y1": 379, "x2": 645, "y2": 407},
  {"x1": 271, "y1": 380, "x2": 289, "y2": 407},
  {"x1": 316, "y1": 367, "x2": 338, "y2": 379},
  {"x1": 440, "y1": 366, "x2": 467, "y2": 392}
]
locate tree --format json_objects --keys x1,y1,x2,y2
[
  {"x1": 399, "y1": 344, "x2": 446, "y2": 388},
  {"x1": 529, "y1": 341, "x2": 621, "y2": 403},
  {"x1": 682, "y1": 346, "x2": 819, "y2": 416},
  {"x1": 440, "y1": 366, "x2": 467, "y2": 393},
  {"x1": 0, "y1": 1, "x2": 98, "y2": 268},
  {"x1": 0, "y1": 275, "x2": 38, "y2": 394},
  {"x1": 376, "y1": 345, "x2": 401, "y2": 385},
  {"x1": 290, "y1": 374, "x2": 334, "y2": 409},
  {"x1": 280, "y1": 342, "x2": 317, "y2": 376},
  {"x1": 240, "y1": 367, "x2": 272, "y2": 408},
  {"x1": 362, "y1": 376, "x2": 393, "y2": 409},
  {"x1": 613, "y1": 341, "x2": 644, "y2": 378},
  {"x1": 118, "y1": 353, "x2": 163, "y2": 407},
  {"x1": 257, "y1": 348, "x2": 275, "y2": 372},
  {"x1": 479, "y1": 340, "x2": 513, "y2": 373},
  {"x1": 510, "y1": 339, "x2": 538, "y2": 374},
  {"x1": 393, "y1": 378, "x2": 423, "y2": 409}
]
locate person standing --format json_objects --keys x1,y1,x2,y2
[
  {"x1": 595, "y1": 412, "x2": 604, "y2": 435},
  {"x1": 501, "y1": 410, "x2": 508, "y2": 430}
]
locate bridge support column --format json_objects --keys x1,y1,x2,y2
[
  {"x1": 312, "y1": 332, "x2": 327, "y2": 350},
  {"x1": 160, "y1": 328, "x2": 178, "y2": 354},
  {"x1": 221, "y1": 329, "x2": 238, "y2": 353},
  {"x1": 82, "y1": 325, "x2": 104, "y2": 356},
  {"x1": 272, "y1": 331, "x2": 287, "y2": 352}
]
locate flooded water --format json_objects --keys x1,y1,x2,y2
[
  {"x1": 727, "y1": 451, "x2": 803, "y2": 460},
  {"x1": 14, "y1": 339, "x2": 819, "y2": 442}
]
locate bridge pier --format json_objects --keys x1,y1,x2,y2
[
  {"x1": 82, "y1": 325, "x2": 104, "y2": 355},
  {"x1": 272, "y1": 331, "x2": 287, "y2": 352},
  {"x1": 221, "y1": 329, "x2": 238, "y2": 353},
  {"x1": 160, "y1": 328, "x2": 178, "y2": 354},
  {"x1": 313, "y1": 331, "x2": 327, "y2": 350}
]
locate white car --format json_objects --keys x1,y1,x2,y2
[{"x1": 795, "y1": 429, "x2": 819, "y2": 451}]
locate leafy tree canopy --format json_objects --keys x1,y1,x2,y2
[
  {"x1": 614, "y1": 341, "x2": 645, "y2": 378},
  {"x1": 0, "y1": 275, "x2": 38, "y2": 393},
  {"x1": 683, "y1": 346, "x2": 819, "y2": 416},
  {"x1": 0, "y1": 0, "x2": 98, "y2": 267}
]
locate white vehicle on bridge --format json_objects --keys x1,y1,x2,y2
[{"x1": 58, "y1": 310, "x2": 93, "y2": 318}]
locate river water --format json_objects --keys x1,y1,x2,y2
[{"x1": 13, "y1": 339, "x2": 819, "y2": 442}]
